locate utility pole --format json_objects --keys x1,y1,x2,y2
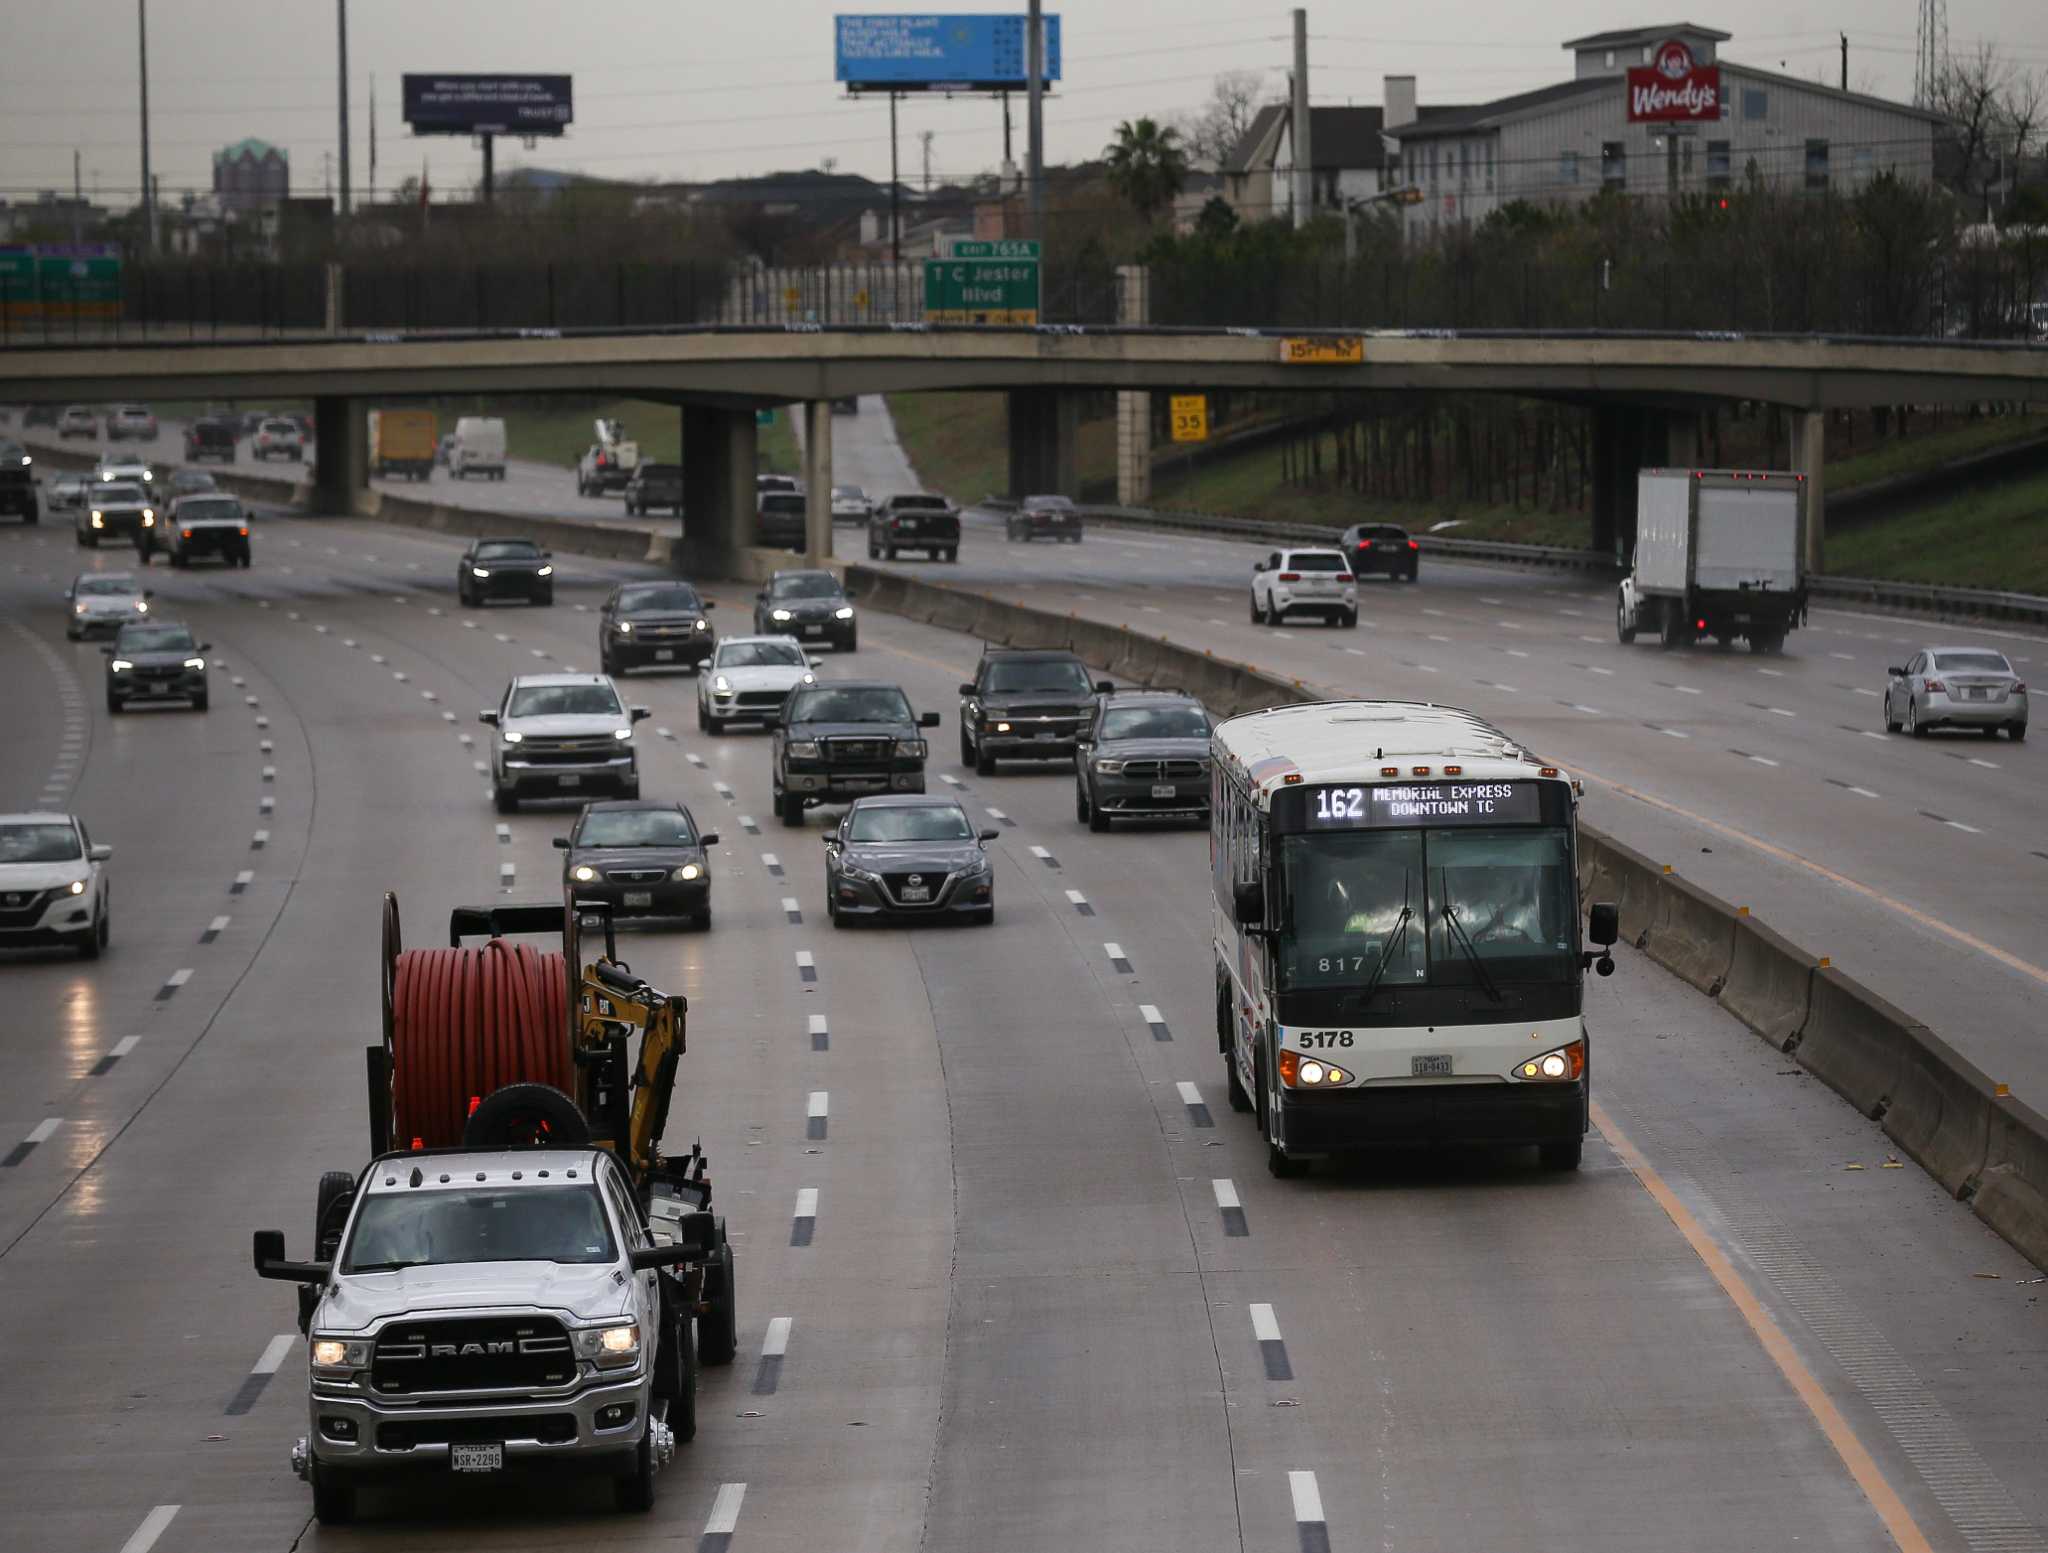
[
  {"x1": 369, "y1": 74, "x2": 377, "y2": 202},
  {"x1": 920, "y1": 130, "x2": 935, "y2": 192},
  {"x1": 336, "y1": 0, "x2": 352, "y2": 215},
  {"x1": 138, "y1": 0, "x2": 155, "y2": 253},
  {"x1": 1026, "y1": 0, "x2": 1045, "y2": 240},
  {"x1": 888, "y1": 91, "x2": 901, "y2": 262},
  {"x1": 73, "y1": 149, "x2": 83, "y2": 243},
  {"x1": 1839, "y1": 34, "x2": 1848, "y2": 92},
  {"x1": 1291, "y1": 8, "x2": 1311, "y2": 229}
]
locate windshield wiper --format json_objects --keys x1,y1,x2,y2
[
  {"x1": 1353, "y1": 870, "x2": 1413, "y2": 1011},
  {"x1": 347, "y1": 1260, "x2": 427, "y2": 1273},
  {"x1": 1438, "y1": 889, "x2": 1504, "y2": 1004}
]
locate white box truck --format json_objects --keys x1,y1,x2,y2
[
  {"x1": 450, "y1": 415, "x2": 507, "y2": 482},
  {"x1": 1616, "y1": 469, "x2": 1808, "y2": 653}
]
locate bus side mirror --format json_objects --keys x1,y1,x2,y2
[
  {"x1": 1232, "y1": 879, "x2": 1265, "y2": 928},
  {"x1": 1588, "y1": 902, "x2": 1618, "y2": 946}
]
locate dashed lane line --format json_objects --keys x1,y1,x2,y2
[
  {"x1": 753, "y1": 1317, "x2": 792, "y2": 1395},
  {"x1": 790, "y1": 1188, "x2": 818, "y2": 1246},
  {"x1": 1175, "y1": 1080, "x2": 1213, "y2": 1128},
  {"x1": 116, "y1": 1506, "x2": 180, "y2": 1553},
  {"x1": 1211, "y1": 1177, "x2": 1248, "y2": 1237},
  {"x1": 1139, "y1": 1003, "x2": 1171, "y2": 1042},
  {"x1": 2, "y1": 1118, "x2": 62, "y2": 1168},
  {"x1": 1250, "y1": 1302, "x2": 1293, "y2": 1381},
  {"x1": 805, "y1": 1091, "x2": 828, "y2": 1140},
  {"x1": 223, "y1": 1334, "x2": 296, "y2": 1416}
]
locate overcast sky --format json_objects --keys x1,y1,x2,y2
[{"x1": 3, "y1": 1, "x2": 2045, "y2": 207}]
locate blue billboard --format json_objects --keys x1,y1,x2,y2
[{"x1": 835, "y1": 14, "x2": 1062, "y2": 92}]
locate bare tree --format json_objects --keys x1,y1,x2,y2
[
  {"x1": 1931, "y1": 44, "x2": 2015, "y2": 217},
  {"x1": 1175, "y1": 70, "x2": 1270, "y2": 171}
]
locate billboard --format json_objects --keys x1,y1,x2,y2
[
  {"x1": 402, "y1": 75, "x2": 573, "y2": 136},
  {"x1": 1626, "y1": 39, "x2": 1721, "y2": 122},
  {"x1": 835, "y1": 14, "x2": 1062, "y2": 93}
]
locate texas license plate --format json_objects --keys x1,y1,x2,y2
[
  {"x1": 451, "y1": 1443, "x2": 503, "y2": 1473},
  {"x1": 1968, "y1": 688, "x2": 1986, "y2": 699},
  {"x1": 623, "y1": 890, "x2": 653, "y2": 907},
  {"x1": 1411, "y1": 1054, "x2": 1453, "y2": 1077},
  {"x1": 1151, "y1": 784, "x2": 1176, "y2": 799},
  {"x1": 558, "y1": 774, "x2": 581, "y2": 788},
  {"x1": 900, "y1": 884, "x2": 931, "y2": 903},
  {"x1": 803, "y1": 625, "x2": 823, "y2": 636},
  {"x1": 655, "y1": 649, "x2": 676, "y2": 662}
]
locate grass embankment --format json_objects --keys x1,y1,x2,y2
[
  {"x1": 482, "y1": 398, "x2": 799, "y2": 475},
  {"x1": 1828, "y1": 470, "x2": 2048, "y2": 593},
  {"x1": 1828, "y1": 412, "x2": 2048, "y2": 494},
  {"x1": 886, "y1": 391, "x2": 1117, "y2": 500}
]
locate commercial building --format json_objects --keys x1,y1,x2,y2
[
  {"x1": 1389, "y1": 23, "x2": 1942, "y2": 235},
  {"x1": 213, "y1": 138, "x2": 290, "y2": 212}
]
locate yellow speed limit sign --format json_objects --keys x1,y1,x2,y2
[
  {"x1": 1170, "y1": 394, "x2": 1209, "y2": 442},
  {"x1": 1281, "y1": 335, "x2": 1364, "y2": 364}
]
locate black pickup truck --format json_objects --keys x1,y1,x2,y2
[
  {"x1": 867, "y1": 493, "x2": 960, "y2": 562},
  {"x1": 0, "y1": 439, "x2": 35, "y2": 525},
  {"x1": 770, "y1": 681, "x2": 941, "y2": 827},
  {"x1": 184, "y1": 417, "x2": 240, "y2": 463}
]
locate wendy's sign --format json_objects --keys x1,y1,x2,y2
[{"x1": 1627, "y1": 39, "x2": 1721, "y2": 122}]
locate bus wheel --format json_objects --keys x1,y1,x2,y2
[
  {"x1": 1539, "y1": 1138, "x2": 1583, "y2": 1172},
  {"x1": 1225, "y1": 1054, "x2": 1253, "y2": 1113}
]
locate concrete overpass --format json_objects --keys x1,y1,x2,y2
[{"x1": 5, "y1": 325, "x2": 2044, "y2": 571}]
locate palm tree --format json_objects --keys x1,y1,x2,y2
[{"x1": 1106, "y1": 118, "x2": 1190, "y2": 225}]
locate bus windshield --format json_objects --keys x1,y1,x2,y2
[{"x1": 1277, "y1": 827, "x2": 1576, "y2": 992}]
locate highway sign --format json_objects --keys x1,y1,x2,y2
[
  {"x1": 756, "y1": 408, "x2": 778, "y2": 428},
  {"x1": 402, "y1": 75, "x2": 573, "y2": 136},
  {"x1": 835, "y1": 14, "x2": 1062, "y2": 93},
  {"x1": 1, "y1": 242, "x2": 121, "y2": 321},
  {"x1": 923, "y1": 256, "x2": 1040, "y2": 325},
  {"x1": 1280, "y1": 336, "x2": 1364, "y2": 365},
  {"x1": 945, "y1": 240, "x2": 1041, "y2": 259},
  {"x1": 1170, "y1": 395, "x2": 1209, "y2": 442}
]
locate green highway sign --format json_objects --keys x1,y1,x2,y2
[
  {"x1": 0, "y1": 242, "x2": 122, "y2": 320},
  {"x1": 923, "y1": 253, "x2": 1041, "y2": 325},
  {"x1": 945, "y1": 240, "x2": 1041, "y2": 260},
  {"x1": 755, "y1": 407, "x2": 778, "y2": 427}
]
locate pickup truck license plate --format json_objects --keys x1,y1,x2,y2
[
  {"x1": 1411, "y1": 1054, "x2": 1453, "y2": 1077},
  {"x1": 558, "y1": 774, "x2": 581, "y2": 788},
  {"x1": 623, "y1": 890, "x2": 653, "y2": 908},
  {"x1": 655, "y1": 649, "x2": 676, "y2": 662},
  {"x1": 1151, "y1": 784, "x2": 1176, "y2": 799},
  {"x1": 899, "y1": 884, "x2": 931, "y2": 903},
  {"x1": 451, "y1": 1443, "x2": 503, "y2": 1473}
]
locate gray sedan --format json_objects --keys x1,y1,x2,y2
[
  {"x1": 1884, "y1": 647, "x2": 2028, "y2": 740},
  {"x1": 825, "y1": 795, "x2": 997, "y2": 926}
]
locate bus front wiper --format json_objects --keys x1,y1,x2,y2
[
  {"x1": 1438, "y1": 895, "x2": 1505, "y2": 1004},
  {"x1": 1354, "y1": 871, "x2": 1413, "y2": 1010}
]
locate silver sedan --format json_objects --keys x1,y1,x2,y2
[{"x1": 1884, "y1": 647, "x2": 2028, "y2": 740}]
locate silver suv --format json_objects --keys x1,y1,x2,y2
[
  {"x1": 481, "y1": 674, "x2": 648, "y2": 813},
  {"x1": 258, "y1": 1148, "x2": 698, "y2": 1523}
]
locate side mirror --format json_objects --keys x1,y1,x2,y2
[
  {"x1": 919, "y1": 711, "x2": 941, "y2": 728},
  {"x1": 100, "y1": 645, "x2": 114, "y2": 655},
  {"x1": 1232, "y1": 879, "x2": 1265, "y2": 928},
  {"x1": 1588, "y1": 902, "x2": 1619, "y2": 946},
  {"x1": 1253, "y1": 561, "x2": 1266, "y2": 573},
  {"x1": 252, "y1": 1228, "x2": 331, "y2": 1284},
  {"x1": 958, "y1": 682, "x2": 977, "y2": 696},
  {"x1": 551, "y1": 836, "x2": 570, "y2": 850},
  {"x1": 1887, "y1": 665, "x2": 1906, "y2": 677},
  {"x1": 822, "y1": 834, "x2": 840, "y2": 847},
  {"x1": 478, "y1": 710, "x2": 499, "y2": 726},
  {"x1": 144, "y1": 589, "x2": 155, "y2": 599},
  {"x1": 1094, "y1": 680, "x2": 1115, "y2": 695},
  {"x1": 631, "y1": 707, "x2": 651, "y2": 722},
  {"x1": 200, "y1": 641, "x2": 212, "y2": 651},
  {"x1": 978, "y1": 828, "x2": 1000, "y2": 842},
  {"x1": 698, "y1": 831, "x2": 720, "y2": 848},
  {"x1": 89, "y1": 844, "x2": 113, "y2": 862},
  {"x1": 703, "y1": 598, "x2": 716, "y2": 610}
]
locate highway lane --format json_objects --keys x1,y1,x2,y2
[{"x1": 5, "y1": 511, "x2": 2044, "y2": 1553}]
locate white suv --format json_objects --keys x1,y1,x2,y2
[
  {"x1": 1251, "y1": 547, "x2": 1358, "y2": 628},
  {"x1": 253, "y1": 418, "x2": 304, "y2": 462},
  {"x1": 0, "y1": 812, "x2": 112, "y2": 958}
]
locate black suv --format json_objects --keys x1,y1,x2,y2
[
  {"x1": 104, "y1": 620, "x2": 210, "y2": 713},
  {"x1": 754, "y1": 569, "x2": 856, "y2": 651},
  {"x1": 1340, "y1": 522, "x2": 1419, "y2": 582},
  {"x1": 624, "y1": 462, "x2": 683, "y2": 515},
  {"x1": 1074, "y1": 690, "x2": 1214, "y2": 831},
  {"x1": 184, "y1": 417, "x2": 239, "y2": 463},
  {"x1": 867, "y1": 493, "x2": 960, "y2": 562},
  {"x1": 959, "y1": 649, "x2": 1112, "y2": 775},
  {"x1": 0, "y1": 439, "x2": 35, "y2": 525},
  {"x1": 599, "y1": 579, "x2": 715, "y2": 674},
  {"x1": 771, "y1": 681, "x2": 940, "y2": 827},
  {"x1": 459, "y1": 537, "x2": 555, "y2": 607}
]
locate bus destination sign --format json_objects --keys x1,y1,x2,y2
[{"x1": 1306, "y1": 780, "x2": 1545, "y2": 828}]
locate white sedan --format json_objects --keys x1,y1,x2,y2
[
  {"x1": 696, "y1": 635, "x2": 816, "y2": 733},
  {"x1": 0, "y1": 813, "x2": 112, "y2": 959}
]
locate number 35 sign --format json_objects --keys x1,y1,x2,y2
[{"x1": 1170, "y1": 394, "x2": 1208, "y2": 443}]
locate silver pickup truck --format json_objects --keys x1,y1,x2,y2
[
  {"x1": 164, "y1": 493, "x2": 251, "y2": 568},
  {"x1": 256, "y1": 1146, "x2": 715, "y2": 1524}
]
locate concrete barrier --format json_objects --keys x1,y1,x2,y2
[
  {"x1": 1977, "y1": 1097, "x2": 2048, "y2": 1265},
  {"x1": 1642, "y1": 874, "x2": 1739, "y2": 996},
  {"x1": 1880, "y1": 1030, "x2": 1997, "y2": 1199},
  {"x1": 1716, "y1": 915, "x2": 1818, "y2": 1051},
  {"x1": 1788, "y1": 967, "x2": 1916, "y2": 1120},
  {"x1": 1582, "y1": 833, "x2": 1663, "y2": 947}
]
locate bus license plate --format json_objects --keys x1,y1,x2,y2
[
  {"x1": 623, "y1": 891, "x2": 653, "y2": 908},
  {"x1": 451, "y1": 1443, "x2": 503, "y2": 1473},
  {"x1": 1411, "y1": 1054, "x2": 1453, "y2": 1077}
]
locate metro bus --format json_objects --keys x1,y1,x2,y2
[{"x1": 1211, "y1": 701, "x2": 1619, "y2": 1178}]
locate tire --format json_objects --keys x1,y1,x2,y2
[
  {"x1": 1341, "y1": 608, "x2": 1358, "y2": 629},
  {"x1": 1539, "y1": 1137, "x2": 1583, "y2": 1172},
  {"x1": 692, "y1": 904, "x2": 712, "y2": 932},
  {"x1": 315, "y1": 1170, "x2": 356, "y2": 1261},
  {"x1": 1087, "y1": 789, "x2": 1109, "y2": 832},
  {"x1": 613, "y1": 1426, "x2": 656, "y2": 1513},
  {"x1": 1658, "y1": 601, "x2": 1686, "y2": 650},
  {"x1": 779, "y1": 789, "x2": 806, "y2": 828},
  {"x1": 884, "y1": 547, "x2": 896, "y2": 561},
  {"x1": 105, "y1": 692, "x2": 122, "y2": 714},
  {"x1": 698, "y1": 1238, "x2": 739, "y2": 1365},
  {"x1": 944, "y1": 549, "x2": 958, "y2": 563},
  {"x1": 85, "y1": 532, "x2": 98, "y2": 549},
  {"x1": 1075, "y1": 781, "x2": 1091, "y2": 824},
  {"x1": 961, "y1": 729, "x2": 975, "y2": 767},
  {"x1": 494, "y1": 786, "x2": 518, "y2": 814},
  {"x1": 238, "y1": 551, "x2": 251, "y2": 568},
  {"x1": 1615, "y1": 593, "x2": 1637, "y2": 644},
  {"x1": 463, "y1": 1082, "x2": 592, "y2": 1149},
  {"x1": 191, "y1": 693, "x2": 209, "y2": 712},
  {"x1": 867, "y1": 540, "x2": 881, "y2": 559},
  {"x1": 310, "y1": 1456, "x2": 356, "y2": 1525},
  {"x1": 975, "y1": 747, "x2": 996, "y2": 777},
  {"x1": 843, "y1": 631, "x2": 857, "y2": 652},
  {"x1": 536, "y1": 589, "x2": 554, "y2": 607},
  {"x1": 1907, "y1": 698, "x2": 1926, "y2": 738},
  {"x1": 663, "y1": 1316, "x2": 699, "y2": 1444},
  {"x1": 1225, "y1": 1049, "x2": 1253, "y2": 1113},
  {"x1": 76, "y1": 914, "x2": 102, "y2": 960},
  {"x1": 1748, "y1": 630, "x2": 1783, "y2": 655},
  {"x1": 697, "y1": 702, "x2": 710, "y2": 732},
  {"x1": 1249, "y1": 592, "x2": 1263, "y2": 625},
  {"x1": 2011, "y1": 723, "x2": 2029, "y2": 742},
  {"x1": 1883, "y1": 692, "x2": 1901, "y2": 734}
]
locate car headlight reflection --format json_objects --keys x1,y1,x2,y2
[{"x1": 110, "y1": 658, "x2": 133, "y2": 672}]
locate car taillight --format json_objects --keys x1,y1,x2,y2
[
  {"x1": 1277, "y1": 572, "x2": 1301, "y2": 582},
  {"x1": 2015, "y1": 681, "x2": 2027, "y2": 693},
  {"x1": 1407, "y1": 540, "x2": 1420, "y2": 550},
  {"x1": 1924, "y1": 678, "x2": 1945, "y2": 693},
  {"x1": 1358, "y1": 540, "x2": 1373, "y2": 550},
  {"x1": 181, "y1": 529, "x2": 192, "y2": 538}
]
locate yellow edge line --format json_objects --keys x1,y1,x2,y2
[
  {"x1": 1573, "y1": 762, "x2": 2048, "y2": 989},
  {"x1": 1592, "y1": 1099, "x2": 1935, "y2": 1553}
]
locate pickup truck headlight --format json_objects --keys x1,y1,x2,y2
[
  {"x1": 786, "y1": 740, "x2": 820, "y2": 758},
  {"x1": 310, "y1": 1337, "x2": 372, "y2": 1373},
  {"x1": 834, "y1": 606, "x2": 855, "y2": 620},
  {"x1": 502, "y1": 729, "x2": 524, "y2": 743},
  {"x1": 1093, "y1": 758, "x2": 1127, "y2": 774},
  {"x1": 184, "y1": 657, "x2": 206, "y2": 671},
  {"x1": 770, "y1": 608, "x2": 794, "y2": 622},
  {"x1": 613, "y1": 727, "x2": 633, "y2": 741},
  {"x1": 472, "y1": 567, "x2": 491, "y2": 578},
  {"x1": 575, "y1": 1323, "x2": 641, "y2": 1367},
  {"x1": 74, "y1": 604, "x2": 87, "y2": 615},
  {"x1": 694, "y1": 618, "x2": 709, "y2": 631},
  {"x1": 615, "y1": 620, "x2": 632, "y2": 633},
  {"x1": 894, "y1": 738, "x2": 928, "y2": 759},
  {"x1": 91, "y1": 512, "x2": 104, "y2": 527}
]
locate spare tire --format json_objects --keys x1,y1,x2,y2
[{"x1": 463, "y1": 1082, "x2": 591, "y2": 1150}]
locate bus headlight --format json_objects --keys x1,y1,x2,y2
[
  {"x1": 1277, "y1": 1050, "x2": 1352, "y2": 1087},
  {"x1": 1516, "y1": 1039, "x2": 1585, "y2": 1082}
]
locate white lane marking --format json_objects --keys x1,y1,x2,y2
[
  {"x1": 473, "y1": 761, "x2": 489, "y2": 774},
  {"x1": 1756, "y1": 666, "x2": 1785, "y2": 677},
  {"x1": 1859, "y1": 730, "x2": 1887, "y2": 741},
  {"x1": 1422, "y1": 607, "x2": 1446, "y2": 617},
  {"x1": 110, "y1": 1035, "x2": 141, "y2": 1059},
  {"x1": 529, "y1": 648, "x2": 547, "y2": 658},
  {"x1": 985, "y1": 806, "x2": 1009, "y2": 821},
  {"x1": 1947, "y1": 820, "x2": 1984, "y2": 834},
  {"x1": 1588, "y1": 666, "x2": 1614, "y2": 676},
  {"x1": 1661, "y1": 728, "x2": 1690, "y2": 739},
  {"x1": 1250, "y1": 1303, "x2": 1283, "y2": 1343},
  {"x1": 1968, "y1": 757, "x2": 2000, "y2": 770},
  {"x1": 1831, "y1": 651, "x2": 1857, "y2": 661},
  {"x1": 1674, "y1": 685, "x2": 1703, "y2": 695},
  {"x1": 393, "y1": 672, "x2": 409, "y2": 683},
  {"x1": 1289, "y1": 1470, "x2": 1326, "y2": 1525},
  {"x1": 1852, "y1": 687, "x2": 1880, "y2": 697},
  {"x1": 463, "y1": 620, "x2": 477, "y2": 629},
  {"x1": 657, "y1": 726, "x2": 676, "y2": 741},
  {"x1": 1104, "y1": 941, "x2": 1128, "y2": 963},
  {"x1": 1175, "y1": 1081, "x2": 1203, "y2": 1106},
  {"x1": 1139, "y1": 1003, "x2": 1165, "y2": 1024},
  {"x1": 421, "y1": 690, "x2": 437, "y2": 702},
  {"x1": 1412, "y1": 664, "x2": 1439, "y2": 673},
  {"x1": 686, "y1": 751, "x2": 705, "y2": 768},
  {"x1": 761, "y1": 852, "x2": 780, "y2": 869},
  {"x1": 808, "y1": 1013, "x2": 829, "y2": 1038},
  {"x1": 1142, "y1": 604, "x2": 1163, "y2": 614},
  {"x1": 1343, "y1": 647, "x2": 1366, "y2": 656},
  {"x1": 714, "y1": 781, "x2": 734, "y2": 799},
  {"x1": 1427, "y1": 634, "x2": 1451, "y2": 643},
  {"x1": 262, "y1": 765, "x2": 276, "y2": 781},
  {"x1": 1272, "y1": 630, "x2": 1295, "y2": 639},
  {"x1": 252, "y1": 829, "x2": 269, "y2": 847},
  {"x1": 1480, "y1": 596, "x2": 1503, "y2": 605},
  {"x1": 794, "y1": 1187, "x2": 819, "y2": 1218},
  {"x1": 1207, "y1": 617, "x2": 1229, "y2": 627},
  {"x1": 495, "y1": 824, "x2": 511, "y2": 843},
  {"x1": 761, "y1": 1317, "x2": 793, "y2": 1357},
  {"x1": 939, "y1": 772, "x2": 963, "y2": 787},
  {"x1": 1849, "y1": 786, "x2": 1879, "y2": 798},
  {"x1": 704, "y1": 1483, "x2": 747, "y2": 1538},
  {"x1": 1029, "y1": 845, "x2": 1052, "y2": 860},
  {"x1": 499, "y1": 862, "x2": 515, "y2": 883},
  {"x1": 259, "y1": 739, "x2": 273, "y2": 753},
  {"x1": 781, "y1": 896, "x2": 801, "y2": 915},
  {"x1": 163, "y1": 968, "x2": 193, "y2": 990},
  {"x1": 204, "y1": 914, "x2": 231, "y2": 937},
  {"x1": 1066, "y1": 889, "x2": 1088, "y2": 906},
  {"x1": 1211, "y1": 1178, "x2": 1241, "y2": 1210},
  {"x1": 1570, "y1": 704, "x2": 1602, "y2": 715},
  {"x1": 1766, "y1": 706, "x2": 1796, "y2": 718},
  {"x1": 495, "y1": 633, "x2": 511, "y2": 644},
  {"x1": 1745, "y1": 755, "x2": 1781, "y2": 767},
  {"x1": 342, "y1": 638, "x2": 357, "y2": 648},
  {"x1": 117, "y1": 1505, "x2": 181, "y2": 1553},
  {"x1": 259, "y1": 796, "x2": 275, "y2": 814},
  {"x1": 459, "y1": 734, "x2": 474, "y2": 746},
  {"x1": 252, "y1": 1334, "x2": 295, "y2": 1374},
  {"x1": 24, "y1": 1117, "x2": 62, "y2": 1145},
  {"x1": 370, "y1": 653, "x2": 386, "y2": 664},
  {"x1": 806, "y1": 1091, "x2": 829, "y2": 1119},
  {"x1": 795, "y1": 950, "x2": 815, "y2": 970},
  {"x1": 1557, "y1": 607, "x2": 1584, "y2": 617},
  {"x1": 1505, "y1": 648, "x2": 1530, "y2": 658}
]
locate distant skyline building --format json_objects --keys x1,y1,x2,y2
[{"x1": 213, "y1": 138, "x2": 289, "y2": 212}]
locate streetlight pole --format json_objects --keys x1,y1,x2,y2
[
  {"x1": 336, "y1": 0, "x2": 352, "y2": 216},
  {"x1": 138, "y1": 0, "x2": 155, "y2": 253},
  {"x1": 1026, "y1": 0, "x2": 1045, "y2": 240}
]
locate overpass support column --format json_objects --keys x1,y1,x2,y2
[
  {"x1": 1007, "y1": 388, "x2": 1078, "y2": 501},
  {"x1": 1115, "y1": 264, "x2": 1151, "y2": 507},
  {"x1": 1794, "y1": 408, "x2": 1826, "y2": 573},
  {"x1": 802, "y1": 400, "x2": 834, "y2": 566},
  {"x1": 311, "y1": 396, "x2": 367, "y2": 516},
  {"x1": 680, "y1": 406, "x2": 757, "y2": 578}
]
